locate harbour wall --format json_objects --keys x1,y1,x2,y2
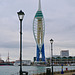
[{"x1": 33, "y1": 70, "x2": 75, "y2": 75}]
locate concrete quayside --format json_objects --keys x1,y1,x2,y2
[{"x1": 32, "y1": 70, "x2": 75, "y2": 75}]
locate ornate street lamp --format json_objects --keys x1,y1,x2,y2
[
  {"x1": 17, "y1": 10, "x2": 25, "y2": 75},
  {"x1": 50, "y1": 39, "x2": 54, "y2": 75},
  {"x1": 17, "y1": 10, "x2": 25, "y2": 21}
]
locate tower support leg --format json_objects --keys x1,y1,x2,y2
[
  {"x1": 41, "y1": 44, "x2": 45, "y2": 61},
  {"x1": 36, "y1": 44, "x2": 45, "y2": 61},
  {"x1": 37, "y1": 45, "x2": 40, "y2": 61}
]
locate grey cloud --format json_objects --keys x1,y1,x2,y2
[
  {"x1": 0, "y1": 41, "x2": 35, "y2": 49},
  {"x1": 0, "y1": 0, "x2": 75, "y2": 60},
  {"x1": 55, "y1": 41, "x2": 75, "y2": 49},
  {"x1": 0, "y1": 41, "x2": 19, "y2": 48}
]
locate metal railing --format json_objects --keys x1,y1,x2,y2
[{"x1": 11, "y1": 66, "x2": 75, "y2": 75}]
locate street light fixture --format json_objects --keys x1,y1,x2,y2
[
  {"x1": 17, "y1": 10, "x2": 25, "y2": 20},
  {"x1": 50, "y1": 39, "x2": 54, "y2": 75},
  {"x1": 17, "y1": 10, "x2": 25, "y2": 75}
]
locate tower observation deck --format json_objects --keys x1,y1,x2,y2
[{"x1": 33, "y1": 0, "x2": 45, "y2": 62}]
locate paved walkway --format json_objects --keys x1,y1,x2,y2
[{"x1": 55, "y1": 72, "x2": 75, "y2": 75}]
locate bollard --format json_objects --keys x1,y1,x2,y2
[
  {"x1": 61, "y1": 64, "x2": 64, "y2": 74},
  {"x1": 46, "y1": 68, "x2": 51, "y2": 75},
  {"x1": 66, "y1": 68, "x2": 68, "y2": 71}
]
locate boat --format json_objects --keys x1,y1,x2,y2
[{"x1": 0, "y1": 62, "x2": 14, "y2": 66}]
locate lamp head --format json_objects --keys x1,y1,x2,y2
[
  {"x1": 50, "y1": 39, "x2": 54, "y2": 44},
  {"x1": 17, "y1": 10, "x2": 25, "y2": 21}
]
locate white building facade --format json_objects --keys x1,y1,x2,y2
[
  {"x1": 60, "y1": 50, "x2": 69, "y2": 57},
  {"x1": 14, "y1": 60, "x2": 31, "y2": 66}
]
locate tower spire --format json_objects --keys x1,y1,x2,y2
[{"x1": 38, "y1": 0, "x2": 41, "y2": 11}]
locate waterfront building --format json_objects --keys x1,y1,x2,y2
[
  {"x1": 46, "y1": 56, "x2": 75, "y2": 66},
  {"x1": 14, "y1": 60, "x2": 31, "y2": 66},
  {"x1": 53, "y1": 55, "x2": 60, "y2": 58},
  {"x1": 60, "y1": 50, "x2": 69, "y2": 57},
  {"x1": 46, "y1": 50, "x2": 74, "y2": 66},
  {"x1": 33, "y1": 0, "x2": 45, "y2": 62}
]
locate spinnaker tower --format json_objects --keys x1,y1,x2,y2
[{"x1": 33, "y1": 0, "x2": 45, "y2": 62}]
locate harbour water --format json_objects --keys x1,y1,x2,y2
[{"x1": 0, "y1": 66, "x2": 75, "y2": 75}]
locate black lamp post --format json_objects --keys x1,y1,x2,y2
[
  {"x1": 50, "y1": 39, "x2": 54, "y2": 75},
  {"x1": 17, "y1": 10, "x2": 25, "y2": 75}
]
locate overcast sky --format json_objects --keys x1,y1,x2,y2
[{"x1": 0, "y1": 0, "x2": 75, "y2": 61}]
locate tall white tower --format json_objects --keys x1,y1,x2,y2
[{"x1": 33, "y1": 0, "x2": 45, "y2": 61}]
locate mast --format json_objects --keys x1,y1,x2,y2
[
  {"x1": 0, "y1": 54, "x2": 2, "y2": 60},
  {"x1": 6, "y1": 52, "x2": 9, "y2": 62},
  {"x1": 38, "y1": 0, "x2": 41, "y2": 11}
]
